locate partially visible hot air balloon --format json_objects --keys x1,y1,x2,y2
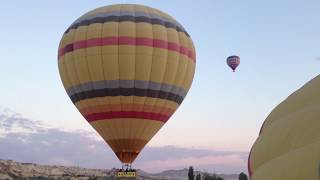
[
  {"x1": 57, "y1": 4, "x2": 196, "y2": 169},
  {"x1": 249, "y1": 75, "x2": 320, "y2": 180},
  {"x1": 227, "y1": 55, "x2": 240, "y2": 72}
]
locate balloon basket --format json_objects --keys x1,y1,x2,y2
[{"x1": 115, "y1": 164, "x2": 136, "y2": 179}]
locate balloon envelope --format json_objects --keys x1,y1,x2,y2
[
  {"x1": 249, "y1": 75, "x2": 320, "y2": 179},
  {"x1": 226, "y1": 55, "x2": 240, "y2": 72},
  {"x1": 58, "y1": 4, "x2": 196, "y2": 164}
]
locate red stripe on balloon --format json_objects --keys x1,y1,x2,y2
[
  {"x1": 85, "y1": 111, "x2": 170, "y2": 123},
  {"x1": 58, "y1": 36, "x2": 196, "y2": 62}
]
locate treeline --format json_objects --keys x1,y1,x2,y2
[{"x1": 188, "y1": 166, "x2": 248, "y2": 180}]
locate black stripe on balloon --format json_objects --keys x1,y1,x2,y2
[
  {"x1": 65, "y1": 15, "x2": 190, "y2": 37},
  {"x1": 70, "y1": 88, "x2": 184, "y2": 105}
]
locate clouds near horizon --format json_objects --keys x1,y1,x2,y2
[{"x1": 0, "y1": 107, "x2": 248, "y2": 173}]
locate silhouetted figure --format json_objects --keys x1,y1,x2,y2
[{"x1": 188, "y1": 166, "x2": 194, "y2": 180}]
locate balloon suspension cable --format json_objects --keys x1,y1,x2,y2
[{"x1": 121, "y1": 163, "x2": 133, "y2": 171}]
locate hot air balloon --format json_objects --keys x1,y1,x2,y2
[
  {"x1": 226, "y1": 55, "x2": 240, "y2": 72},
  {"x1": 57, "y1": 4, "x2": 196, "y2": 171},
  {"x1": 248, "y1": 75, "x2": 320, "y2": 180}
]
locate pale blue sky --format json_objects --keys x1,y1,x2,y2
[{"x1": 0, "y1": 0, "x2": 319, "y2": 152}]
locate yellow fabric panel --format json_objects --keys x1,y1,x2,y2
[
  {"x1": 61, "y1": 29, "x2": 194, "y2": 87},
  {"x1": 102, "y1": 45, "x2": 119, "y2": 56},
  {"x1": 161, "y1": 52, "x2": 180, "y2": 85},
  {"x1": 73, "y1": 24, "x2": 104, "y2": 111},
  {"x1": 173, "y1": 54, "x2": 189, "y2": 89},
  {"x1": 64, "y1": 58, "x2": 79, "y2": 89},
  {"x1": 153, "y1": 48, "x2": 168, "y2": 59},
  {"x1": 143, "y1": 98, "x2": 157, "y2": 111},
  {"x1": 152, "y1": 100, "x2": 167, "y2": 117},
  {"x1": 172, "y1": 57, "x2": 188, "y2": 88},
  {"x1": 182, "y1": 62, "x2": 196, "y2": 90},
  {"x1": 182, "y1": 38, "x2": 196, "y2": 90},
  {"x1": 250, "y1": 75, "x2": 320, "y2": 180},
  {"x1": 118, "y1": 54, "x2": 135, "y2": 80},
  {"x1": 152, "y1": 24, "x2": 168, "y2": 41},
  {"x1": 133, "y1": 37, "x2": 152, "y2": 112},
  {"x1": 166, "y1": 28, "x2": 179, "y2": 44},
  {"x1": 73, "y1": 26, "x2": 87, "y2": 41},
  {"x1": 118, "y1": 22, "x2": 135, "y2": 82},
  {"x1": 58, "y1": 60, "x2": 71, "y2": 91},
  {"x1": 159, "y1": 30, "x2": 190, "y2": 116},
  {"x1": 134, "y1": 4, "x2": 149, "y2": 14},
  {"x1": 149, "y1": 56, "x2": 168, "y2": 83},
  {"x1": 86, "y1": 55, "x2": 105, "y2": 82},
  {"x1": 121, "y1": 96, "x2": 133, "y2": 107},
  {"x1": 133, "y1": 97, "x2": 147, "y2": 112},
  {"x1": 251, "y1": 107, "x2": 320, "y2": 171},
  {"x1": 64, "y1": 33, "x2": 80, "y2": 89},
  {"x1": 85, "y1": 24, "x2": 105, "y2": 82},
  {"x1": 148, "y1": 41, "x2": 168, "y2": 112},
  {"x1": 73, "y1": 27, "x2": 91, "y2": 85},
  {"x1": 132, "y1": 18, "x2": 153, "y2": 82},
  {"x1": 101, "y1": 22, "x2": 119, "y2": 37},
  {"x1": 178, "y1": 31, "x2": 189, "y2": 49},
  {"x1": 87, "y1": 23, "x2": 102, "y2": 39},
  {"x1": 90, "y1": 119, "x2": 164, "y2": 140},
  {"x1": 261, "y1": 76, "x2": 320, "y2": 132},
  {"x1": 135, "y1": 54, "x2": 152, "y2": 81},
  {"x1": 119, "y1": 22, "x2": 136, "y2": 37},
  {"x1": 75, "y1": 97, "x2": 94, "y2": 110},
  {"x1": 102, "y1": 54, "x2": 119, "y2": 81},
  {"x1": 183, "y1": 65, "x2": 194, "y2": 88},
  {"x1": 161, "y1": 28, "x2": 183, "y2": 84},
  {"x1": 119, "y1": 4, "x2": 134, "y2": 12},
  {"x1": 57, "y1": 30, "x2": 70, "y2": 89},
  {"x1": 166, "y1": 99, "x2": 179, "y2": 110},
  {"x1": 252, "y1": 141, "x2": 320, "y2": 180},
  {"x1": 136, "y1": 23, "x2": 153, "y2": 38},
  {"x1": 73, "y1": 52, "x2": 91, "y2": 83},
  {"x1": 154, "y1": 25, "x2": 179, "y2": 85}
]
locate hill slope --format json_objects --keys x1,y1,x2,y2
[{"x1": 0, "y1": 159, "x2": 238, "y2": 180}]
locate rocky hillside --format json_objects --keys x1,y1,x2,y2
[
  {"x1": 0, "y1": 159, "x2": 238, "y2": 180},
  {"x1": 153, "y1": 169, "x2": 238, "y2": 180}
]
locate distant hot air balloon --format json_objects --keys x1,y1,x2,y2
[
  {"x1": 58, "y1": 4, "x2": 196, "y2": 168},
  {"x1": 227, "y1": 55, "x2": 240, "y2": 72},
  {"x1": 249, "y1": 75, "x2": 320, "y2": 180}
]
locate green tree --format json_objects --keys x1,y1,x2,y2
[
  {"x1": 188, "y1": 166, "x2": 194, "y2": 180},
  {"x1": 217, "y1": 177, "x2": 224, "y2": 180},
  {"x1": 196, "y1": 173, "x2": 201, "y2": 180},
  {"x1": 239, "y1": 172, "x2": 248, "y2": 180},
  {"x1": 202, "y1": 172, "x2": 224, "y2": 180}
]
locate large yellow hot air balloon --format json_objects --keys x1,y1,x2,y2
[
  {"x1": 249, "y1": 75, "x2": 320, "y2": 179},
  {"x1": 58, "y1": 4, "x2": 196, "y2": 165}
]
